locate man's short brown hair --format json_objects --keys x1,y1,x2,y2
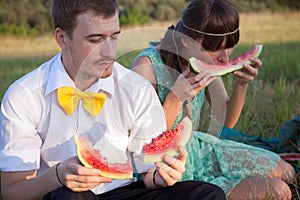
[{"x1": 51, "y1": 0, "x2": 118, "y2": 38}]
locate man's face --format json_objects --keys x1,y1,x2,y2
[{"x1": 64, "y1": 11, "x2": 120, "y2": 82}]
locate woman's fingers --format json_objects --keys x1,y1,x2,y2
[
  {"x1": 181, "y1": 67, "x2": 192, "y2": 78},
  {"x1": 250, "y1": 57, "x2": 262, "y2": 69},
  {"x1": 154, "y1": 145, "x2": 187, "y2": 186}
]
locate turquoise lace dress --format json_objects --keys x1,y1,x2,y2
[{"x1": 131, "y1": 46, "x2": 281, "y2": 196}]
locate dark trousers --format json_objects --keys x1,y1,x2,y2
[{"x1": 43, "y1": 180, "x2": 225, "y2": 200}]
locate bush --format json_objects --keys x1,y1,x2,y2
[
  {"x1": 119, "y1": 7, "x2": 149, "y2": 26},
  {"x1": 231, "y1": 0, "x2": 300, "y2": 12}
]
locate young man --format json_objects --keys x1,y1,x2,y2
[{"x1": 0, "y1": 0, "x2": 225, "y2": 199}]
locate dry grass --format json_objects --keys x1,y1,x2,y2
[
  {"x1": 0, "y1": 12, "x2": 299, "y2": 59},
  {"x1": 239, "y1": 12, "x2": 300, "y2": 44},
  {"x1": 0, "y1": 34, "x2": 59, "y2": 58}
]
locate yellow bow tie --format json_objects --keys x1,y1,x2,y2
[{"x1": 57, "y1": 86, "x2": 106, "y2": 116}]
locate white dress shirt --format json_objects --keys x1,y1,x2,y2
[{"x1": 0, "y1": 53, "x2": 166, "y2": 194}]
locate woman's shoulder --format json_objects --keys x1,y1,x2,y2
[
  {"x1": 135, "y1": 45, "x2": 160, "y2": 60},
  {"x1": 131, "y1": 44, "x2": 164, "y2": 73}
]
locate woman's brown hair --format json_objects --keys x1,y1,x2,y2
[{"x1": 159, "y1": 0, "x2": 239, "y2": 73}]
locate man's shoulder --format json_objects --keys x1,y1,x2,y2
[
  {"x1": 3, "y1": 54, "x2": 60, "y2": 99},
  {"x1": 112, "y1": 62, "x2": 155, "y2": 95},
  {"x1": 113, "y1": 62, "x2": 151, "y2": 86},
  {"x1": 16, "y1": 55, "x2": 58, "y2": 82},
  {"x1": 14, "y1": 54, "x2": 60, "y2": 85}
]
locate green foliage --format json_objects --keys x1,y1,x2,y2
[
  {"x1": 0, "y1": 24, "x2": 39, "y2": 37},
  {"x1": 119, "y1": 6, "x2": 150, "y2": 26},
  {"x1": 231, "y1": 0, "x2": 268, "y2": 12},
  {"x1": 119, "y1": 0, "x2": 188, "y2": 25},
  {"x1": 151, "y1": 0, "x2": 187, "y2": 21},
  {"x1": 0, "y1": 0, "x2": 51, "y2": 36},
  {"x1": 231, "y1": 0, "x2": 300, "y2": 12}
]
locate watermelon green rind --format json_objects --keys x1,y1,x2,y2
[
  {"x1": 141, "y1": 117, "x2": 193, "y2": 162},
  {"x1": 74, "y1": 134, "x2": 133, "y2": 180},
  {"x1": 74, "y1": 134, "x2": 94, "y2": 168},
  {"x1": 189, "y1": 57, "x2": 200, "y2": 73},
  {"x1": 189, "y1": 44, "x2": 263, "y2": 76}
]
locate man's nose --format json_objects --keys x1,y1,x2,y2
[{"x1": 100, "y1": 39, "x2": 116, "y2": 58}]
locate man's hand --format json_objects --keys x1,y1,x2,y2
[{"x1": 56, "y1": 156, "x2": 112, "y2": 192}]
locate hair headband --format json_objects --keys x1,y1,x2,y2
[{"x1": 180, "y1": 19, "x2": 239, "y2": 37}]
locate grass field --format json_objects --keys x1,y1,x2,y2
[
  {"x1": 0, "y1": 12, "x2": 300, "y2": 199},
  {"x1": 1, "y1": 12, "x2": 298, "y2": 136}
]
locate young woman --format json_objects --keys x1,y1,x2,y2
[
  {"x1": 131, "y1": 0, "x2": 296, "y2": 199},
  {"x1": 0, "y1": 0, "x2": 226, "y2": 199}
]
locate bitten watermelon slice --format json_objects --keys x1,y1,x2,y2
[
  {"x1": 279, "y1": 153, "x2": 300, "y2": 167},
  {"x1": 141, "y1": 117, "x2": 192, "y2": 162},
  {"x1": 74, "y1": 134, "x2": 133, "y2": 179},
  {"x1": 189, "y1": 44, "x2": 263, "y2": 76}
]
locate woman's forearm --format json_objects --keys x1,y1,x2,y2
[
  {"x1": 163, "y1": 91, "x2": 183, "y2": 129},
  {"x1": 225, "y1": 81, "x2": 249, "y2": 128}
]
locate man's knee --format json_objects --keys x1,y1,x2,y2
[{"x1": 43, "y1": 187, "x2": 98, "y2": 200}]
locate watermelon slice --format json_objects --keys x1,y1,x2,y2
[
  {"x1": 279, "y1": 153, "x2": 300, "y2": 161},
  {"x1": 189, "y1": 44, "x2": 263, "y2": 76},
  {"x1": 141, "y1": 117, "x2": 192, "y2": 162},
  {"x1": 279, "y1": 153, "x2": 300, "y2": 167},
  {"x1": 74, "y1": 134, "x2": 133, "y2": 179}
]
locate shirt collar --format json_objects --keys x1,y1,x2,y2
[{"x1": 45, "y1": 53, "x2": 115, "y2": 96}]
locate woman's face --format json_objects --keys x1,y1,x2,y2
[{"x1": 187, "y1": 38, "x2": 234, "y2": 65}]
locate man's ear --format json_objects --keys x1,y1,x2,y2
[{"x1": 55, "y1": 28, "x2": 68, "y2": 50}]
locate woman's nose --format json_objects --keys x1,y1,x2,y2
[{"x1": 217, "y1": 49, "x2": 230, "y2": 63}]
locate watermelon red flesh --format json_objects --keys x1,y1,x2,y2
[
  {"x1": 74, "y1": 134, "x2": 133, "y2": 179},
  {"x1": 142, "y1": 117, "x2": 192, "y2": 162},
  {"x1": 189, "y1": 44, "x2": 263, "y2": 76}
]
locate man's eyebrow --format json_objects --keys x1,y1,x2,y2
[{"x1": 85, "y1": 31, "x2": 121, "y2": 38}]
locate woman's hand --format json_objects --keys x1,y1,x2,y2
[
  {"x1": 233, "y1": 57, "x2": 262, "y2": 85},
  {"x1": 153, "y1": 145, "x2": 187, "y2": 187},
  {"x1": 171, "y1": 68, "x2": 216, "y2": 103},
  {"x1": 56, "y1": 156, "x2": 112, "y2": 192}
]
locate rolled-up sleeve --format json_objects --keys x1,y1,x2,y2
[
  {"x1": 127, "y1": 84, "x2": 166, "y2": 173},
  {"x1": 0, "y1": 83, "x2": 42, "y2": 171}
]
